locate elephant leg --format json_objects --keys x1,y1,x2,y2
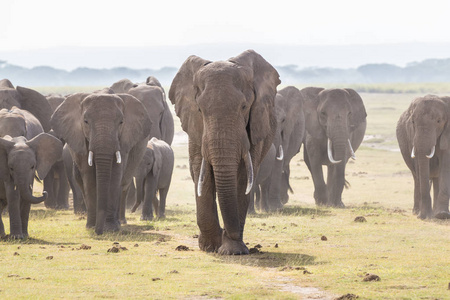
[
  {"x1": 412, "y1": 173, "x2": 420, "y2": 215},
  {"x1": 43, "y1": 169, "x2": 57, "y2": 209},
  {"x1": 141, "y1": 177, "x2": 157, "y2": 221},
  {"x1": 106, "y1": 163, "x2": 123, "y2": 231},
  {"x1": 435, "y1": 156, "x2": 450, "y2": 219},
  {"x1": 247, "y1": 188, "x2": 256, "y2": 214},
  {"x1": 71, "y1": 166, "x2": 86, "y2": 214},
  {"x1": 305, "y1": 141, "x2": 328, "y2": 205},
  {"x1": 80, "y1": 166, "x2": 97, "y2": 229},
  {"x1": 0, "y1": 197, "x2": 5, "y2": 238},
  {"x1": 125, "y1": 181, "x2": 136, "y2": 209},
  {"x1": 158, "y1": 187, "x2": 168, "y2": 219},
  {"x1": 55, "y1": 162, "x2": 70, "y2": 210},
  {"x1": 6, "y1": 184, "x2": 23, "y2": 239},
  {"x1": 260, "y1": 181, "x2": 270, "y2": 212},
  {"x1": 133, "y1": 177, "x2": 145, "y2": 212},
  {"x1": 20, "y1": 198, "x2": 31, "y2": 238},
  {"x1": 118, "y1": 186, "x2": 128, "y2": 225},
  {"x1": 326, "y1": 164, "x2": 345, "y2": 207},
  {"x1": 218, "y1": 164, "x2": 249, "y2": 255}
]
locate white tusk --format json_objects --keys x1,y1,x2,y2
[
  {"x1": 411, "y1": 147, "x2": 416, "y2": 159},
  {"x1": 244, "y1": 151, "x2": 254, "y2": 195},
  {"x1": 348, "y1": 139, "x2": 356, "y2": 160},
  {"x1": 88, "y1": 151, "x2": 93, "y2": 166},
  {"x1": 426, "y1": 146, "x2": 435, "y2": 159},
  {"x1": 276, "y1": 145, "x2": 284, "y2": 161},
  {"x1": 116, "y1": 151, "x2": 122, "y2": 164},
  {"x1": 197, "y1": 158, "x2": 206, "y2": 197},
  {"x1": 14, "y1": 185, "x2": 17, "y2": 191},
  {"x1": 327, "y1": 139, "x2": 342, "y2": 164}
]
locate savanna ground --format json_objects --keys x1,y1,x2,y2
[{"x1": 1, "y1": 83, "x2": 449, "y2": 299}]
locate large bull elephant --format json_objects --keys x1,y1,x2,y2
[
  {"x1": 0, "y1": 107, "x2": 63, "y2": 239},
  {"x1": 0, "y1": 79, "x2": 52, "y2": 132},
  {"x1": 397, "y1": 95, "x2": 450, "y2": 219},
  {"x1": 264, "y1": 86, "x2": 305, "y2": 211},
  {"x1": 301, "y1": 87, "x2": 367, "y2": 207},
  {"x1": 169, "y1": 50, "x2": 280, "y2": 255},
  {"x1": 51, "y1": 93, "x2": 152, "y2": 234}
]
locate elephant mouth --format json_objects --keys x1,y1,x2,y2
[
  {"x1": 327, "y1": 139, "x2": 356, "y2": 164},
  {"x1": 411, "y1": 146, "x2": 435, "y2": 159},
  {"x1": 88, "y1": 150, "x2": 122, "y2": 166}
]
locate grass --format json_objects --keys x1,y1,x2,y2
[{"x1": 1, "y1": 86, "x2": 450, "y2": 299}]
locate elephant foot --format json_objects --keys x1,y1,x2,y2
[
  {"x1": 417, "y1": 210, "x2": 432, "y2": 220},
  {"x1": 156, "y1": 214, "x2": 166, "y2": 220},
  {"x1": 198, "y1": 231, "x2": 222, "y2": 253},
  {"x1": 8, "y1": 233, "x2": 24, "y2": 240},
  {"x1": 412, "y1": 207, "x2": 420, "y2": 215},
  {"x1": 140, "y1": 214, "x2": 154, "y2": 221},
  {"x1": 218, "y1": 233, "x2": 249, "y2": 255},
  {"x1": 104, "y1": 221, "x2": 121, "y2": 232},
  {"x1": 328, "y1": 201, "x2": 345, "y2": 208},
  {"x1": 120, "y1": 218, "x2": 127, "y2": 225},
  {"x1": 56, "y1": 204, "x2": 70, "y2": 210},
  {"x1": 434, "y1": 211, "x2": 450, "y2": 219}
]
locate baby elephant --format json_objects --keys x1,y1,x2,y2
[{"x1": 132, "y1": 138, "x2": 174, "y2": 220}]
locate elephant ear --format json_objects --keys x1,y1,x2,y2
[
  {"x1": 117, "y1": 94, "x2": 152, "y2": 153},
  {"x1": 229, "y1": 50, "x2": 280, "y2": 146},
  {"x1": 345, "y1": 89, "x2": 367, "y2": 130},
  {"x1": 51, "y1": 93, "x2": 89, "y2": 154},
  {"x1": 16, "y1": 86, "x2": 52, "y2": 132},
  {"x1": 26, "y1": 133, "x2": 63, "y2": 180},
  {"x1": 0, "y1": 79, "x2": 14, "y2": 89},
  {"x1": 439, "y1": 96, "x2": 450, "y2": 150},
  {"x1": 169, "y1": 55, "x2": 211, "y2": 142},
  {"x1": 0, "y1": 136, "x2": 14, "y2": 181},
  {"x1": 301, "y1": 87, "x2": 325, "y2": 137}
]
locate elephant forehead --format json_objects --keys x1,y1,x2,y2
[
  {"x1": 0, "y1": 89, "x2": 20, "y2": 109},
  {"x1": 9, "y1": 144, "x2": 35, "y2": 162},
  {"x1": 196, "y1": 61, "x2": 247, "y2": 88},
  {"x1": 82, "y1": 95, "x2": 124, "y2": 113}
]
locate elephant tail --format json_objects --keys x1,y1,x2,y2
[{"x1": 344, "y1": 179, "x2": 351, "y2": 189}]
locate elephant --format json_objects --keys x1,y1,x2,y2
[
  {"x1": 301, "y1": 87, "x2": 367, "y2": 207},
  {"x1": 0, "y1": 79, "x2": 52, "y2": 132},
  {"x1": 0, "y1": 108, "x2": 63, "y2": 238},
  {"x1": 169, "y1": 49, "x2": 280, "y2": 255},
  {"x1": 51, "y1": 93, "x2": 152, "y2": 235},
  {"x1": 63, "y1": 144, "x2": 86, "y2": 214},
  {"x1": 131, "y1": 137, "x2": 174, "y2": 220},
  {"x1": 43, "y1": 94, "x2": 70, "y2": 210},
  {"x1": 263, "y1": 86, "x2": 305, "y2": 211},
  {"x1": 110, "y1": 76, "x2": 174, "y2": 145},
  {"x1": 396, "y1": 95, "x2": 450, "y2": 219},
  {"x1": 248, "y1": 144, "x2": 276, "y2": 214}
]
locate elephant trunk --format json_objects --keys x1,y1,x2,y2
[
  {"x1": 18, "y1": 180, "x2": 47, "y2": 204},
  {"x1": 328, "y1": 125, "x2": 349, "y2": 164},
  {"x1": 94, "y1": 153, "x2": 113, "y2": 235}
]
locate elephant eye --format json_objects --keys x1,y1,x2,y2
[
  {"x1": 9, "y1": 167, "x2": 13, "y2": 171},
  {"x1": 119, "y1": 120, "x2": 124, "y2": 125},
  {"x1": 242, "y1": 104, "x2": 247, "y2": 110},
  {"x1": 437, "y1": 119, "x2": 441, "y2": 124},
  {"x1": 31, "y1": 165, "x2": 35, "y2": 170},
  {"x1": 84, "y1": 120, "x2": 88, "y2": 124}
]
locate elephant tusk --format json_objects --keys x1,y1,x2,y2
[
  {"x1": 426, "y1": 146, "x2": 435, "y2": 159},
  {"x1": 348, "y1": 139, "x2": 356, "y2": 160},
  {"x1": 88, "y1": 151, "x2": 93, "y2": 166},
  {"x1": 327, "y1": 139, "x2": 342, "y2": 164},
  {"x1": 276, "y1": 145, "x2": 284, "y2": 161},
  {"x1": 116, "y1": 151, "x2": 122, "y2": 164},
  {"x1": 244, "y1": 151, "x2": 254, "y2": 195},
  {"x1": 197, "y1": 158, "x2": 206, "y2": 197},
  {"x1": 411, "y1": 147, "x2": 416, "y2": 158}
]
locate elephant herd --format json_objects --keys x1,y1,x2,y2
[{"x1": 0, "y1": 49, "x2": 449, "y2": 255}]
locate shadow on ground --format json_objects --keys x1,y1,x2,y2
[
  {"x1": 218, "y1": 251, "x2": 325, "y2": 268},
  {"x1": 249, "y1": 205, "x2": 332, "y2": 219},
  {"x1": 91, "y1": 224, "x2": 171, "y2": 243}
]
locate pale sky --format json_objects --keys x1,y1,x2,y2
[{"x1": 2, "y1": 0, "x2": 450, "y2": 51}]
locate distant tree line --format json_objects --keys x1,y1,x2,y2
[{"x1": 1, "y1": 58, "x2": 450, "y2": 87}]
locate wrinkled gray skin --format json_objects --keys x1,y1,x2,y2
[
  {"x1": 51, "y1": 93, "x2": 152, "y2": 235},
  {"x1": 302, "y1": 87, "x2": 367, "y2": 207},
  {"x1": 264, "y1": 86, "x2": 305, "y2": 211},
  {"x1": 397, "y1": 95, "x2": 450, "y2": 219},
  {"x1": 131, "y1": 138, "x2": 174, "y2": 220},
  {"x1": 248, "y1": 144, "x2": 276, "y2": 213},
  {"x1": 169, "y1": 50, "x2": 280, "y2": 255},
  {"x1": 43, "y1": 94, "x2": 70, "y2": 210},
  {"x1": 0, "y1": 79, "x2": 52, "y2": 132},
  {"x1": 110, "y1": 76, "x2": 174, "y2": 145},
  {"x1": 0, "y1": 108, "x2": 63, "y2": 238}
]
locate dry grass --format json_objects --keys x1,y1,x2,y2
[{"x1": 1, "y1": 88, "x2": 449, "y2": 299}]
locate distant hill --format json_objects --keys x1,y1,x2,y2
[{"x1": 1, "y1": 57, "x2": 450, "y2": 87}]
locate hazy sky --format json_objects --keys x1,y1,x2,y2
[{"x1": 2, "y1": 0, "x2": 450, "y2": 51}]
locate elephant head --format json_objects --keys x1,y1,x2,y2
[
  {"x1": 0, "y1": 79, "x2": 52, "y2": 132},
  {"x1": 303, "y1": 87, "x2": 367, "y2": 164},
  {"x1": 51, "y1": 93, "x2": 152, "y2": 234},
  {"x1": 169, "y1": 50, "x2": 279, "y2": 254}
]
